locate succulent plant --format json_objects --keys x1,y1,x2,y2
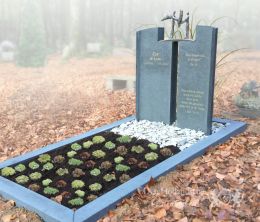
[
  {"x1": 104, "y1": 141, "x2": 116, "y2": 150},
  {"x1": 71, "y1": 143, "x2": 82, "y2": 151},
  {"x1": 92, "y1": 150, "x2": 106, "y2": 159},
  {"x1": 92, "y1": 136, "x2": 105, "y2": 144},
  {"x1": 28, "y1": 184, "x2": 40, "y2": 192},
  {"x1": 44, "y1": 187, "x2": 59, "y2": 195},
  {"x1": 42, "y1": 179, "x2": 52, "y2": 186},
  {"x1": 89, "y1": 183, "x2": 102, "y2": 192},
  {"x1": 53, "y1": 155, "x2": 65, "y2": 164},
  {"x1": 87, "y1": 194, "x2": 97, "y2": 202},
  {"x1": 103, "y1": 173, "x2": 116, "y2": 182},
  {"x1": 83, "y1": 141, "x2": 93, "y2": 149},
  {"x1": 71, "y1": 180, "x2": 85, "y2": 189},
  {"x1": 14, "y1": 164, "x2": 26, "y2": 173},
  {"x1": 72, "y1": 168, "x2": 85, "y2": 178},
  {"x1": 116, "y1": 164, "x2": 130, "y2": 172},
  {"x1": 43, "y1": 162, "x2": 54, "y2": 171},
  {"x1": 114, "y1": 146, "x2": 128, "y2": 156},
  {"x1": 38, "y1": 154, "x2": 51, "y2": 163},
  {"x1": 68, "y1": 158, "x2": 83, "y2": 166},
  {"x1": 56, "y1": 168, "x2": 69, "y2": 176},
  {"x1": 160, "y1": 148, "x2": 172, "y2": 157},
  {"x1": 29, "y1": 172, "x2": 42, "y2": 181},
  {"x1": 29, "y1": 161, "x2": 40, "y2": 170},
  {"x1": 114, "y1": 156, "x2": 124, "y2": 164},
  {"x1": 100, "y1": 161, "x2": 112, "y2": 170},
  {"x1": 90, "y1": 168, "x2": 101, "y2": 176},
  {"x1": 148, "y1": 143, "x2": 158, "y2": 150},
  {"x1": 67, "y1": 151, "x2": 77, "y2": 158},
  {"x1": 131, "y1": 145, "x2": 144, "y2": 154},
  {"x1": 119, "y1": 174, "x2": 131, "y2": 183},
  {"x1": 15, "y1": 175, "x2": 29, "y2": 184},
  {"x1": 145, "y1": 152, "x2": 159, "y2": 162},
  {"x1": 68, "y1": 198, "x2": 84, "y2": 206},
  {"x1": 80, "y1": 152, "x2": 91, "y2": 160},
  {"x1": 85, "y1": 160, "x2": 96, "y2": 168},
  {"x1": 56, "y1": 180, "x2": 67, "y2": 188},
  {"x1": 1, "y1": 167, "x2": 16, "y2": 176},
  {"x1": 75, "y1": 190, "x2": 85, "y2": 197},
  {"x1": 116, "y1": 135, "x2": 132, "y2": 143},
  {"x1": 61, "y1": 191, "x2": 71, "y2": 199},
  {"x1": 127, "y1": 158, "x2": 138, "y2": 165},
  {"x1": 138, "y1": 161, "x2": 149, "y2": 169}
]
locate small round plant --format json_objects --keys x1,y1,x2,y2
[
  {"x1": 89, "y1": 183, "x2": 102, "y2": 192},
  {"x1": 29, "y1": 161, "x2": 40, "y2": 170},
  {"x1": 29, "y1": 184, "x2": 40, "y2": 192},
  {"x1": 72, "y1": 168, "x2": 85, "y2": 178},
  {"x1": 145, "y1": 152, "x2": 159, "y2": 162},
  {"x1": 1, "y1": 167, "x2": 16, "y2": 176},
  {"x1": 67, "y1": 151, "x2": 77, "y2": 158},
  {"x1": 104, "y1": 141, "x2": 116, "y2": 150},
  {"x1": 83, "y1": 141, "x2": 93, "y2": 149},
  {"x1": 56, "y1": 168, "x2": 69, "y2": 176},
  {"x1": 29, "y1": 172, "x2": 42, "y2": 181},
  {"x1": 115, "y1": 146, "x2": 128, "y2": 156},
  {"x1": 116, "y1": 164, "x2": 130, "y2": 172},
  {"x1": 148, "y1": 143, "x2": 158, "y2": 150},
  {"x1": 43, "y1": 162, "x2": 54, "y2": 171},
  {"x1": 75, "y1": 190, "x2": 85, "y2": 197},
  {"x1": 71, "y1": 143, "x2": 82, "y2": 151},
  {"x1": 38, "y1": 154, "x2": 51, "y2": 163},
  {"x1": 160, "y1": 148, "x2": 172, "y2": 157},
  {"x1": 92, "y1": 136, "x2": 105, "y2": 144},
  {"x1": 42, "y1": 179, "x2": 52, "y2": 186},
  {"x1": 53, "y1": 155, "x2": 65, "y2": 164},
  {"x1": 15, "y1": 164, "x2": 26, "y2": 173},
  {"x1": 119, "y1": 174, "x2": 131, "y2": 183},
  {"x1": 92, "y1": 150, "x2": 106, "y2": 159},
  {"x1": 116, "y1": 135, "x2": 132, "y2": 143},
  {"x1": 131, "y1": 145, "x2": 144, "y2": 154},
  {"x1": 15, "y1": 175, "x2": 29, "y2": 184},
  {"x1": 68, "y1": 198, "x2": 84, "y2": 206},
  {"x1": 71, "y1": 180, "x2": 85, "y2": 189},
  {"x1": 44, "y1": 187, "x2": 59, "y2": 195},
  {"x1": 90, "y1": 168, "x2": 101, "y2": 176},
  {"x1": 87, "y1": 194, "x2": 97, "y2": 202},
  {"x1": 68, "y1": 158, "x2": 83, "y2": 166},
  {"x1": 103, "y1": 173, "x2": 116, "y2": 182},
  {"x1": 100, "y1": 161, "x2": 112, "y2": 170},
  {"x1": 114, "y1": 156, "x2": 124, "y2": 164}
]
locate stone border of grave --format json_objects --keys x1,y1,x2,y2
[{"x1": 0, "y1": 116, "x2": 246, "y2": 222}]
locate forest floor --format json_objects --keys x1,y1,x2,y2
[{"x1": 0, "y1": 50, "x2": 259, "y2": 222}]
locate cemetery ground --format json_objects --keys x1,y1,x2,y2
[{"x1": 0, "y1": 51, "x2": 259, "y2": 221}]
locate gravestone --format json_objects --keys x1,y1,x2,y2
[
  {"x1": 176, "y1": 26, "x2": 218, "y2": 134},
  {"x1": 136, "y1": 28, "x2": 178, "y2": 124}
]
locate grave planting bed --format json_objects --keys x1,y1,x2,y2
[{"x1": 0, "y1": 116, "x2": 246, "y2": 222}]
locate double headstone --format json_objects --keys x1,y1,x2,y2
[{"x1": 136, "y1": 25, "x2": 218, "y2": 135}]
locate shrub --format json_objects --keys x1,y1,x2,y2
[
  {"x1": 71, "y1": 180, "x2": 85, "y2": 189},
  {"x1": 29, "y1": 172, "x2": 42, "y2": 181},
  {"x1": 42, "y1": 179, "x2": 52, "y2": 186},
  {"x1": 90, "y1": 168, "x2": 101, "y2": 176},
  {"x1": 115, "y1": 146, "x2": 128, "y2": 156},
  {"x1": 92, "y1": 136, "x2": 105, "y2": 144},
  {"x1": 103, "y1": 173, "x2": 116, "y2": 182},
  {"x1": 114, "y1": 156, "x2": 124, "y2": 164},
  {"x1": 43, "y1": 162, "x2": 54, "y2": 171},
  {"x1": 89, "y1": 183, "x2": 102, "y2": 192},
  {"x1": 92, "y1": 150, "x2": 106, "y2": 159},
  {"x1": 104, "y1": 141, "x2": 116, "y2": 150},
  {"x1": 131, "y1": 145, "x2": 144, "y2": 154},
  {"x1": 83, "y1": 141, "x2": 93, "y2": 149},
  {"x1": 72, "y1": 168, "x2": 85, "y2": 178},
  {"x1": 68, "y1": 198, "x2": 84, "y2": 206},
  {"x1": 71, "y1": 143, "x2": 82, "y2": 151},
  {"x1": 44, "y1": 187, "x2": 59, "y2": 195},
  {"x1": 160, "y1": 148, "x2": 172, "y2": 157},
  {"x1": 148, "y1": 143, "x2": 158, "y2": 150},
  {"x1": 67, "y1": 151, "x2": 77, "y2": 158},
  {"x1": 1, "y1": 167, "x2": 16, "y2": 176},
  {"x1": 100, "y1": 161, "x2": 112, "y2": 170},
  {"x1": 75, "y1": 190, "x2": 85, "y2": 197},
  {"x1": 116, "y1": 164, "x2": 130, "y2": 172},
  {"x1": 38, "y1": 154, "x2": 51, "y2": 163},
  {"x1": 15, "y1": 175, "x2": 29, "y2": 184},
  {"x1": 56, "y1": 180, "x2": 67, "y2": 188},
  {"x1": 29, "y1": 161, "x2": 40, "y2": 170},
  {"x1": 145, "y1": 152, "x2": 159, "y2": 161},
  {"x1": 68, "y1": 158, "x2": 83, "y2": 166},
  {"x1": 87, "y1": 194, "x2": 97, "y2": 202},
  {"x1": 28, "y1": 183, "x2": 40, "y2": 192},
  {"x1": 119, "y1": 174, "x2": 131, "y2": 183},
  {"x1": 14, "y1": 164, "x2": 26, "y2": 173},
  {"x1": 56, "y1": 168, "x2": 69, "y2": 176},
  {"x1": 53, "y1": 155, "x2": 65, "y2": 164},
  {"x1": 116, "y1": 135, "x2": 132, "y2": 143}
]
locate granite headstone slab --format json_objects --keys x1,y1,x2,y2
[
  {"x1": 176, "y1": 25, "x2": 218, "y2": 134},
  {"x1": 136, "y1": 28, "x2": 178, "y2": 124}
]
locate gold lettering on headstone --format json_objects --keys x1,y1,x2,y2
[
  {"x1": 179, "y1": 89, "x2": 206, "y2": 115},
  {"x1": 185, "y1": 53, "x2": 206, "y2": 67}
]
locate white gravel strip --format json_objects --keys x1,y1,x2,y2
[{"x1": 111, "y1": 120, "x2": 227, "y2": 151}]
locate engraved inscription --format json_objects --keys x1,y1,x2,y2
[
  {"x1": 144, "y1": 51, "x2": 169, "y2": 66},
  {"x1": 185, "y1": 53, "x2": 205, "y2": 67},
  {"x1": 179, "y1": 89, "x2": 206, "y2": 115}
]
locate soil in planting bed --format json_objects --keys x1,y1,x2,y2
[{"x1": 1, "y1": 131, "x2": 180, "y2": 209}]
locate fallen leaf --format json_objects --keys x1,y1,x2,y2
[
  {"x1": 174, "y1": 202, "x2": 185, "y2": 210},
  {"x1": 178, "y1": 217, "x2": 188, "y2": 222},
  {"x1": 154, "y1": 208, "x2": 167, "y2": 219},
  {"x1": 216, "y1": 173, "x2": 226, "y2": 180}
]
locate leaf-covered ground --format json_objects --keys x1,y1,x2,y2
[{"x1": 0, "y1": 51, "x2": 259, "y2": 221}]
